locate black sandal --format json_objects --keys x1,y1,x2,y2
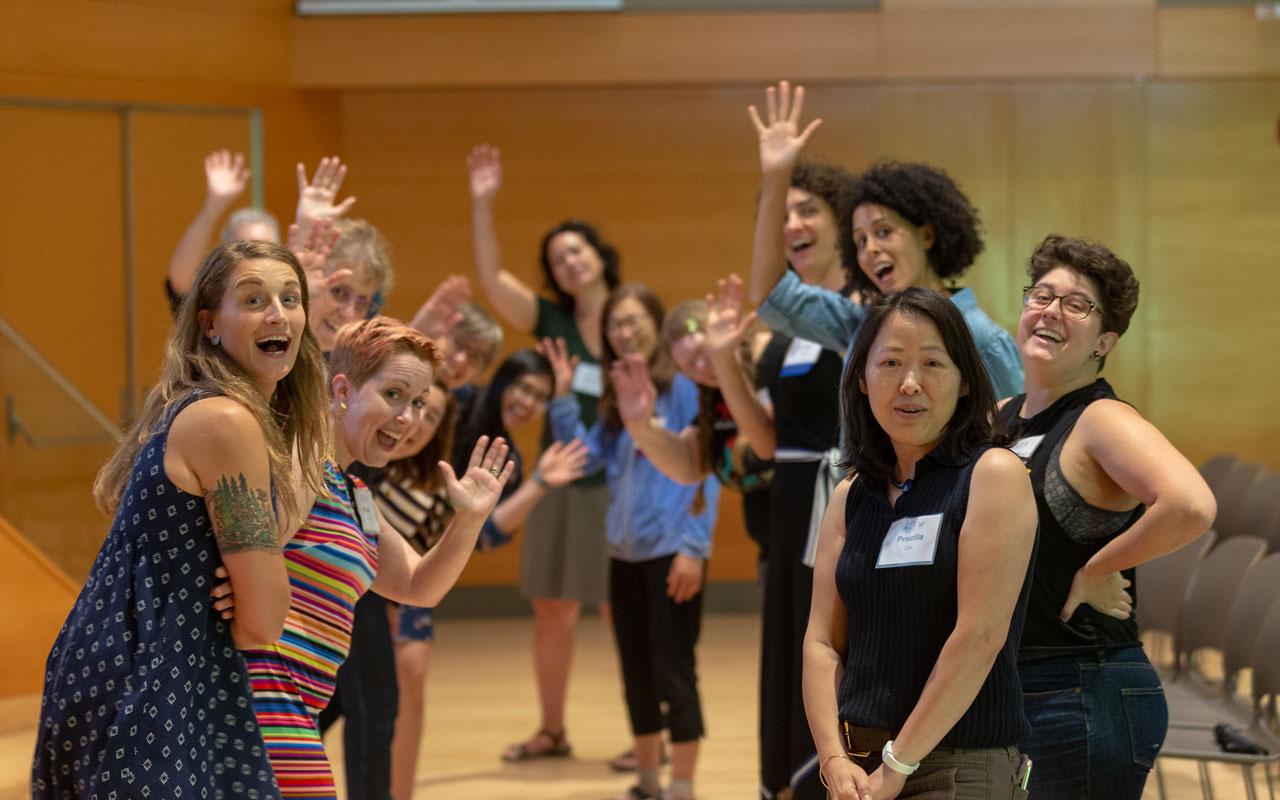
[{"x1": 501, "y1": 728, "x2": 572, "y2": 762}]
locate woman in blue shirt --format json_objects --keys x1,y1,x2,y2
[
  {"x1": 544, "y1": 283, "x2": 719, "y2": 800},
  {"x1": 746, "y1": 80, "x2": 1023, "y2": 400}
]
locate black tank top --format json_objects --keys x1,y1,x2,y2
[
  {"x1": 756, "y1": 332, "x2": 841, "y2": 452},
  {"x1": 835, "y1": 447, "x2": 1033, "y2": 748},
  {"x1": 999, "y1": 379, "x2": 1145, "y2": 657}
]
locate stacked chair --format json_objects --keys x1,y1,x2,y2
[{"x1": 1138, "y1": 454, "x2": 1280, "y2": 799}]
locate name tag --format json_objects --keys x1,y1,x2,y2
[
  {"x1": 571, "y1": 362, "x2": 604, "y2": 397},
  {"x1": 1010, "y1": 435, "x2": 1045, "y2": 462},
  {"x1": 352, "y1": 486, "x2": 381, "y2": 537},
  {"x1": 876, "y1": 513, "x2": 943, "y2": 569},
  {"x1": 779, "y1": 338, "x2": 822, "y2": 378},
  {"x1": 755, "y1": 386, "x2": 773, "y2": 411}
]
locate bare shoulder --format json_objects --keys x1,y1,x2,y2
[
  {"x1": 170, "y1": 396, "x2": 266, "y2": 448},
  {"x1": 974, "y1": 446, "x2": 1029, "y2": 484},
  {"x1": 1077, "y1": 397, "x2": 1143, "y2": 431}
]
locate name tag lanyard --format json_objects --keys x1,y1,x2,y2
[{"x1": 343, "y1": 472, "x2": 382, "y2": 537}]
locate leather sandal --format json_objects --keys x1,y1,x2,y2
[
  {"x1": 501, "y1": 728, "x2": 572, "y2": 762},
  {"x1": 608, "y1": 745, "x2": 670, "y2": 772}
]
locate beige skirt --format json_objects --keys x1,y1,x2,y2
[{"x1": 519, "y1": 481, "x2": 610, "y2": 605}]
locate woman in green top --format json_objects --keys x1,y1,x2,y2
[{"x1": 468, "y1": 144, "x2": 621, "y2": 761}]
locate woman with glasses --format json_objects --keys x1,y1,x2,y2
[
  {"x1": 998, "y1": 235, "x2": 1215, "y2": 799},
  {"x1": 448, "y1": 349, "x2": 590, "y2": 553},
  {"x1": 543, "y1": 283, "x2": 720, "y2": 800},
  {"x1": 467, "y1": 144, "x2": 619, "y2": 761}
]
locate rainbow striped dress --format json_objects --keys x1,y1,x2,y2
[{"x1": 245, "y1": 461, "x2": 379, "y2": 798}]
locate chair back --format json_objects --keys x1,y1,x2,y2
[{"x1": 1136, "y1": 530, "x2": 1216, "y2": 638}]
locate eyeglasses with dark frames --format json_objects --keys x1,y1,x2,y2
[{"x1": 1021, "y1": 286, "x2": 1098, "y2": 321}]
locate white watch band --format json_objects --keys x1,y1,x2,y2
[{"x1": 881, "y1": 740, "x2": 920, "y2": 775}]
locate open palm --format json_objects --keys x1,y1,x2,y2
[
  {"x1": 467, "y1": 144, "x2": 503, "y2": 202},
  {"x1": 442, "y1": 436, "x2": 514, "y2": 518},
  {"x1": 705, "y1": 274, "x2": 756, "y2": 357},
  {"x1": 747, "y1": 80, "x2": 822, "y2": 175}
]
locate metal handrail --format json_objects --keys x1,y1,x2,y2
[{"x1": 0, "y1": 314, "x2": 122, "y2": 442}]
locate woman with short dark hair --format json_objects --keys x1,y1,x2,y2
[
  {"x1": 999, "y1": 235, "x2": 1215, "y2": 799},
  {"x1": 804, "y1": 287, "x2": 1037, "y2": 800}
]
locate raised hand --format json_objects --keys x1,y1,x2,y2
[
  {"x1": 747, "y1": 80, "x2": 823, "y2": 177},
  {"x1": 440, "y1": 435, "x2": 514, "y2": 519},
  {"x1": 205, "y1": 150, "x2": 250, "y2": 206},
  {"x1": 289, "y1": 217, "x2": 340, "y2": 273},
  {"x1": 538, "y1": 337, "x2": 579, "y2": 397},
  {"x1": 536, "y1": 439, "x2": 590, "y2": 488},
  {"x1": 1061, "y1": 566, "x2": 1134, "y2": 622},
  {"x1": 467, "y1": 144, "x2": 503, "y2": 203},
  {"x1": 412, "y1": 275, "x2": 472, "y2": 341},
  {"x1": 705, "y1": 274, "x2": 757, "y2": 358},
  {"x1": 607, "y1": 354, "x2": 658, "y2": 426},
  {"x1": 296, "y1": 156, "x2": 357, "y2": 226}
]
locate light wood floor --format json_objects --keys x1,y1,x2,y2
[{"x1": 0, "y1": 614, "x2": 1265, "y2": 799}]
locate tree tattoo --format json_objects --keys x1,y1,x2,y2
[{"x1": 206, "y1": 474, "x2": 279, "y2": 555}]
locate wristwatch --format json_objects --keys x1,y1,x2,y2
[{"x1": 881, "y1": 740, "x2": 920, "y2": 776}]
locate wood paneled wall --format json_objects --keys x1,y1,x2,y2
[
  {"x1": 346, "y1": 79, "x2": 1280, "y2": 584},
  {"x1": 292, "y1": 5, "x2": 1280, "y2": 89},
  {"x1": 0, "y1": 1, "x2": 342, "y2": 594}
]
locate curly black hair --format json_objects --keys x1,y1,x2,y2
[
  {"x1": 789, "y1": 160, "x2": 858, "y2": 282},
  {"x1": 839, "y1": 161, "x2": 984, "y2": 284}
]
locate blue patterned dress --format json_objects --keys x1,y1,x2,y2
[{"x1": 32, "y1": 393, "x2": 281, "y2": 799}]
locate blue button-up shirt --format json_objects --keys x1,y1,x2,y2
[
  {"x1": 549, "y1": 373, "x2": 719, "y2": 562},
  {"x1": 757, "y1": 271, "x2": 1024, "y2": 399}
]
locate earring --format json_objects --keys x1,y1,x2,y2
[
  {"x1": 1091, "y1": 351, "x2": 1102, "y2": 359},
  {"x1": 210, "y1": 334, "x2": 221, "y2": 347},
  {"x1": 339, "y1": 401, "x2": 347, "y2": 413}
]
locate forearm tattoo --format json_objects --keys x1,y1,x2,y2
[{"x1": 206, "y1": 474, "x2": 279, "y2": 555}]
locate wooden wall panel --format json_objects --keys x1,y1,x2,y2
[
  {"x1": 293, "y1": 11, "x2": 880, "y2": 90},
  {"x1": 0, "y1": 0, "x2": 292, "y2": 99},
  {"x1": 880, "y1": 9, "x2": 1156, "y2": 80},
  {"x1": 1158, "y1": 6, "x2": 1280, "y2": 78},
  {"x1": 1144, "y1": 82, "x2": 1280, "y2": 467},
  {"x1": 0, "y1": 515, "x2": 77, "y2": 697},
  {"x1": 1009, "y1": 83, "x2": 1149, "y2": 411}
]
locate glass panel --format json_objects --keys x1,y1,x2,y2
[{"x1": 0, "y1": 317, "x2": 118, "y2": 583}]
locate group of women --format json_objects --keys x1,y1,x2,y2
[{"x1": 32, "y1": 78, "x2": 1218, "y2": 800}]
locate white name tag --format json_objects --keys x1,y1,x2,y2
[
  {"x1": 755, "y1": 386, "x2": 773, "y2": 412},
  {"x1": 352, "y1": 486, "x2": 381, "y2": 537},
  {"x1": 1010, "y1": 435, "x2": 1045, "y2": 462},
  {"x1": 876, "y1": 513, "x2": 943, "y2": 569},
  {"x1": 779, "y1": 338, "x2": 822, "y2": 377},
  {"x1": 571, "y1": 362, "x2": 604, "y2": 397}
]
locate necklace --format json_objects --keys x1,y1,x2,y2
[{"x1": 891, "y1": 476, "x2": 914, "y2": 493}]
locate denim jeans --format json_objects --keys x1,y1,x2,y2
[{"x1": 1018, "y1": 645, "x2": 1167, "y2": 800}]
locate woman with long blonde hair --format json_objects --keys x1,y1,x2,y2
[{"x1": 34, "y1": 240, "x2": 331, "y2": 799}]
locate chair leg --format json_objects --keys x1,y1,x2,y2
[
  {"x1": 1198, "y1": 760, "x2": 1215, "y2": 800},
  {"x1": 1244, "y1": 765, "x2": 1260, "y2": 800}
]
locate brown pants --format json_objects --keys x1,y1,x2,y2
[{"x1": 892, "y1": 747, "x2": 1029, "y2": 800}]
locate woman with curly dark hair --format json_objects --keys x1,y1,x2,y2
[{"x1": 747, "y1": 81, "x2": 1023, "y2": 401}]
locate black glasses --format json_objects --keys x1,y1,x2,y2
[{"x1": 1022, "y1": 286, "x2": 1098, "y2": 321}]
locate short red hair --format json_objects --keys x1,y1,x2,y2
[{"x1": 329, "y1": 316, "x2": 442, "y2": 389}]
